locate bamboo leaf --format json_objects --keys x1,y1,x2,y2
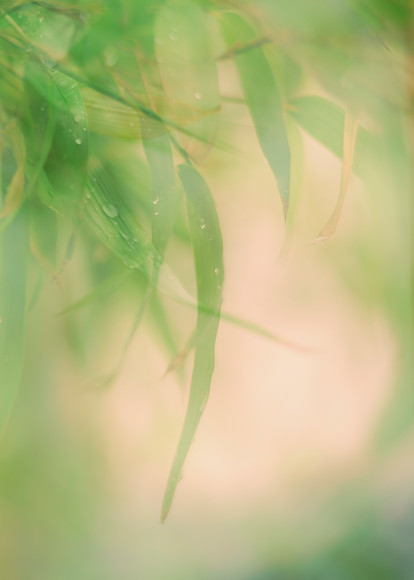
[
  {"x1": 154, "y1": 0, "x2": 220, "y2": 160},
  {"x1": 288, "y1": 95, "x2": 377, "y2": 179},
  {"x1": 82, "y1": 157, "x2": 160, "y2": 278},
  {"x1": 81, "y1": 87, "x2": 166, "y2": 140},
  {"x1": 0, "y1": 123, "x2": 25, "y2": 218},
  {"x1": 57, "y1": 270, "x2": 132, "y2": 317},
  {"x1": 220, "y1": 12, "x2": 291, "y2": 217},
  {"x1": 29, "y1": 200, "x2": 58, "y2": 275},
  {"x1": 311, "y1": 107, "x2": 359, "y2": 243},
  {"x1": 25, "y1": 61, "x2": 89, "y2": 212},
  {"x1": 6, "y1": 2, "x2": 78, "y2": 61},
  {"x1": 161, "y1": 163, "x2": 223, "y2": 523},
  {"x1": 143, "y1": 135, "x2": 176, "y2": 257},
  {"x1": 23, "y1": 61, "x2": 56, "y2": 196},
  {"x1": 0, "y1": 206, "x2": 29, "y2": 436},
  {"x1": 81, "y1": 86, "x2": 218, "y2": 141}
]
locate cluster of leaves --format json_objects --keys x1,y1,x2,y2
[{"x1": 0, "y1": 0, "x2": 413, "y2": 521}]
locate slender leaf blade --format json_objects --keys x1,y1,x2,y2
[
  {"x1": 311, "y1": 107, "x2": 359, "y2": 243},
  {"x1": 143, "y1": 135, "x2": 176, "y2": 257},
  {"x1": 288, "y1": 95, "x2": 377, "y2": 179},
  {"x1": 161, "y1": 163, "x2": 223, "y2": 523},
  {"x1": 221, "y1": 12, "x2": 291, "y2": 216}
]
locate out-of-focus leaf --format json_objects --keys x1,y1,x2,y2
[
  {"x1": 25, "y1": 60, "x2": 89, "y2": 212},
  {"x1": 0, "y1": 206, "x2": 29, "y2": 436},
  {"x1": 29, "y1": 200, "x2": 58, "y2": 274},
  {"x1": 23, "y1": 62, "x2": 56, "y2": 196},
  {"x1": 282, "y1": 113, "x2": 304, "y2": 253},
  {"x1": 288, "y1": 95, "x2": 378, "y2": 178},
  {"x1": 218, "y1": 34, "x2": 273, "y2": 60},
  {"x1": 81, "y1": 87, "x2": 166, "y2": 140},
  {"x1": 25, "y1": 61, "x2": 88, "y2": 206},
  {"x1": 7, "y1": 2, "x2": 78, "y2": 61},
  {"x1": 82, "y1": 157, "x2": 161, "y2": 278},
  {"x1": 149, "y1": 292, "x2": 183, "y2": 376},
  {"x1": 154, "y1": 0, "x2": 220, "y2": 160},
  {"x1": 144, "y1": 135, "x2": 176, "y2": 257},
  {"x1": 221, "y1": 12, "x2": 291, "y2": 217},
  {"x1": 161, "y1": 163, "x2": 223, "y2": 523},
  {"x1": 57, "y1": 270, "x2": 132, "y2": 317},
  {"x1": 0, "y1": 123, "x2": 25, "y2": 218},
  {"x1": 311, "y1": 107, "x2": 359, "y2": 243}
]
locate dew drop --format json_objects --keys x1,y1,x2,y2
[
  {"x1": 75, "y1": 138, "x2": 82, "y2": 145},
  {"x1": 120, "y1": 232, "x2": 129, "y2": 240},
  {"x1": 103, "y1": 204, "x2": 118, "y2": 218}
]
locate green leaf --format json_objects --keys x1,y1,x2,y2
[
  {"x1": 0, "y1": 123, "x2": 25, "y2": 218},
  {"x1": 82, "y1": 157, "x2": 161, "y2": 279},
  {"x1": 288, "y1": 95, "x2": 377, "y2": 179},
  {"x1": 143, "y1": 135, "x2": 176, "y2": 257},
  {"x1": 29, "y1": 199, "x2": 58, "y2": 274},
  {"x1": 154, "y1": 0, "x2": 220, "y2": 160},
  {"x1": 25, "y1": 61, "x2": 89, "y2": 212},
  {"x1": 311, "y1": 107, "x2": 359, "y2": 243},
  {"x1": 161, "y1": 163, "x2": 223, "y2": 523},
  {"x1": 57, "y1": 270, "x2": 132, "y2": 317},
  {"x1": 80, "y1": 86, "x2": 166, "y2": 141},
  {"x1": 220, "y1": 12, "x2": 291, "y2": 217},
  {"x1": 0, "y1": 206, "x2": 29, "y2": 436}
]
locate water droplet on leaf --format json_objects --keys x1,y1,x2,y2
[{"x1": 103, "y1": 204, "x2": 118, "y2": 218}]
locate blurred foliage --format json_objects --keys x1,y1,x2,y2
[{"x1": 0, "y1": 0, "x2": 413, "y2": 576}]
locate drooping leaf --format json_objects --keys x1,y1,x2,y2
[
  {"x1": 0, "y1": 122, "x2": 25, "y2": 218},
  {"x1": 161, "y1": 163, "x2": 223, "y2": 523},
  {"x1": 82, "y1": 157, "x2": 160, "y2": 277},
  {"x1": 23, "y1": 62, "x2": 56, "y2": 197},
  {"x1": 220, "y1": 12, "x2": 291, "y2": 217},
  {"x1": 282, "y1": 113, "x2": 305, "y2": 253},
  {"x1": 24, "y1": 60, "x2": 89, "y2": 212},
  {"x1": 143, "y1": 134, "x2": 176, "y2": 257},
  {"x1": 0, "y1": 206, "x2": 29, "y2": 436},
  {"x1": 154, "y1": 0, "x2": 220, "y2": 160},
  {"x1": 57, "y1": 270, "x2": 132, "y2": 317},
  {"x1": 311, "y1": 107, "x2": 359, "y2": 243},
  {"x1": 149, "y1": 291, "x2": 183, "y2": 376},
  {"x1": 288, "y1": 95, "x2": 377, "y2": 179},
  {"x1": 29, "y1": 199, "x2": 58, "y2": 275}
]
